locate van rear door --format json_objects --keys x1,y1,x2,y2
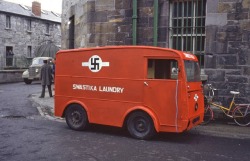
[{"x1": 184, "y1": 60, "x2": 204, "y2": 126}]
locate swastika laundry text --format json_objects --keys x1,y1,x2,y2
[{"x1": 73, "y1": 84, "x2": 124, "y2": 94}]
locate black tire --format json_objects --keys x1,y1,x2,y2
[
  {"x1": 201, "y1": 105, "x2": 213, "y2": 125},
  {"x1": 127, "y1": 111, "x2": 156, "y2": 140},
  {"x1": 233, "y1": 106, "x2": 250, "y2": 127},
  {"x1": 65, "y1": 104, "x2": 89, "y2": 131},
  {"x1": 24, "y1": 78, "x2": 32, "y2": 84}
]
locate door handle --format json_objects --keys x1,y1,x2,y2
[{"x1": 144, "y1": 82, "x2": 149, "y2": 86}]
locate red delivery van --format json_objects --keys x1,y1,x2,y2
[{"x1": 54, "y1": 46, "x2": 204, "y2": 139}]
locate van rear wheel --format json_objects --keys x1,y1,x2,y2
[
  {"x1": 65, "y1": 104, "x2": 89, "y2": 131},
  {"x1": 127, "y1": 111, "x2": 156, "y2": 140}
]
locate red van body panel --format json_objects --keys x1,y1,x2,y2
[{"x1": 54, "y1": 46, "x2": 204, "y2": 133}]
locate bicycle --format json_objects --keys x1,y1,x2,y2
[{"x1": 202, "y1": 84, "x2": 250, "y2": 126}]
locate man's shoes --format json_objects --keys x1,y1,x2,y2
[
  {"x1": 39, "y1": 96, "x2": 44, "y2": 98},
  {"x1": 50, "y1": 95, "x2": 54, "y2": 97}
]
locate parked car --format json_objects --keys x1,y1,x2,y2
[{"x1": 22, "y1": 57, "x2": 54, "y2": 84}]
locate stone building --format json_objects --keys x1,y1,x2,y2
[
  {"x1": 61, "y1": 0, "x2": 250, "y2": 104},
  {"x1": 0, "y1": 0, "x2": 61, "y2": 69}
]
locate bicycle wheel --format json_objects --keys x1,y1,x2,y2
[
  {"x1": 233, "y1": 105, "x2": 250, "y2": 126},
  {"x1": 201, "y1": 105, "x2": 213, "y2": 125}
]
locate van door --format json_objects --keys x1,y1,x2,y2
[
  {"x1": 184, "y1": 60, "x2": 204, "y2": 125},
  {"x1": 143, "y1": 59, "x2": 181, "y2": 129}
]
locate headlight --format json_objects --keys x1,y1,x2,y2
[
  {"x1": 22, "y1": 70, "x2": 28, "y2": 76},
  {"x1": 36, "y1": 68, "x2": 39, "y2": 73},
  {"x1": 22, "y1": 70, "x2": 29, "y2": 78}
]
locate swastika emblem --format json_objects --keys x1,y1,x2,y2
[
  {"x1": 82, "y1": 55, "x2": 109, "y2": 72},
  {"x1": 194, "y1": 94, "x2": 199, "y2": 102}
]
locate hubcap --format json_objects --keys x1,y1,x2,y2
[
  {"x1": 71, "y1": 111, "x2": 81, "y2": 125},
  {"x1": 135, "y1": 118, "x2": 147, "y2": 132}
]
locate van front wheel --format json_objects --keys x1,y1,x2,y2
[
  {"x1": 127, "y1": 111, "x2": 156, "y2": 140},
  {"x1": 65, "y1": 104, "x2": 89, "y2": 131},
  {"x1": 24, "y1": 78, "x2": 32, "y2": 84}
]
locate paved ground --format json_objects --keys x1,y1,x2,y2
[
  {"x1": 1, "y1": 82, "x2": 250, "y2": 161},
  {"x1": 29, "y1": 93, "x2": 250, "y2": 139},
  {"x1": 29, "y1": 93, "x2": 56, "y2": 120}
]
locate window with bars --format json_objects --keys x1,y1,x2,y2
[{"x1": 169, "y1": 0, "x2": 206, "y2": 67}]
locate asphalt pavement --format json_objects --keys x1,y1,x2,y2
[
  {"x1": 2, "y1": 82, "x2": 250, "y2": 161},
  {"x1": 29, "y1": 92, "x2": 250, "y2": 139}
]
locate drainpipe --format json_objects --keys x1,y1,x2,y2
[
  {"x1": 153, "y1": 0, "x2": 159, "y2": 46},
  {"x1": 132, "y1": 0, "x2": 137, "y2": 45}
]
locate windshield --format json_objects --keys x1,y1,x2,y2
[
  {"x1": 32, "y1": 58, "x2": 45, "y2": 65},
  {"x1": 32, "y1": 58, "x2": 53, "y2": 65},
  {"x1": 184, "y1": 60, "x2": 201, "y2": 82}
]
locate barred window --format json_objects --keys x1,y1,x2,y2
[{"x1": 169, "y1": 0, "x2": 206, "y2": 67}]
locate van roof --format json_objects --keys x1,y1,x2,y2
[{"x1": 57, "y1": 46, "x2": 198, "y2": 61}]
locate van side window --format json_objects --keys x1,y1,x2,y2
[{"x1": 147, "y1": 59, "x2": 178, "y2": 80}]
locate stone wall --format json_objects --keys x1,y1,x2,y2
[
  {"x1": 0, "y1": 13, "x2": 61, "y2": 69},
  {"x1": 62, "y1": 0, "x2": 133, "y2": 48},
  {"x1": 0, "y1": 70, "x2": 25, "y2": 83},
  {"x1": 205, "y1": 0, "x2": 250, "y2": 104},
  {"x1": 61, "y1": 0, "x2": 169, "y2": 49},
  {"x1": 158, "y1": 0, "x2": 169, "y2": 48}
]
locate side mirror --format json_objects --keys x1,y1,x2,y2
[{"x1": 172, "y1": 67, "x2": 179, "y2": 74}]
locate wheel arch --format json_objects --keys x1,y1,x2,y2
[
  {"x1": 62, "y1": 100, "x2": 89, "y2": 119},
  {"x1": 122, "y1": 106, "x2": 160, "y2": 132}
]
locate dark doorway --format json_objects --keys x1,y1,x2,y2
[
  {"x1": 6, "y1": 46, "x2": 14, "y2": 66},
  {"x1": 69, "y1": 16, "x2": 75, "y2": 49}
]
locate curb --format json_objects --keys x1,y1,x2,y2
[{"x1": 28, "y1": 94, "x2": 64, "y2": 122}]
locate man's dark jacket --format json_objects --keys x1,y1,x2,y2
[{"x1": 40, "y1": 63, "x2": 52, "y2": 85}]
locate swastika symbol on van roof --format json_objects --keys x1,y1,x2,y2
[{"x1": 82, "y1": 55, "x2": 109, "y2": 72}]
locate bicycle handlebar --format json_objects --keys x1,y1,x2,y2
[
  {"x1": 204, "y1": 84, "x2": 216, "y2": 97},
  {"x1": 206, "y1": 84, "x2": 217, "y2": 91},
  {"x1": 204, "y1": 84, "x2": 217, "y2": 104}
]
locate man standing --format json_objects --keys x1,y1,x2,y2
[
  {"x1": 52, "y1": 58, "x2": 56, "y2": 81},
  {"x1": 39, "y1": 59, "x2": 53, "y2": 98}
]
